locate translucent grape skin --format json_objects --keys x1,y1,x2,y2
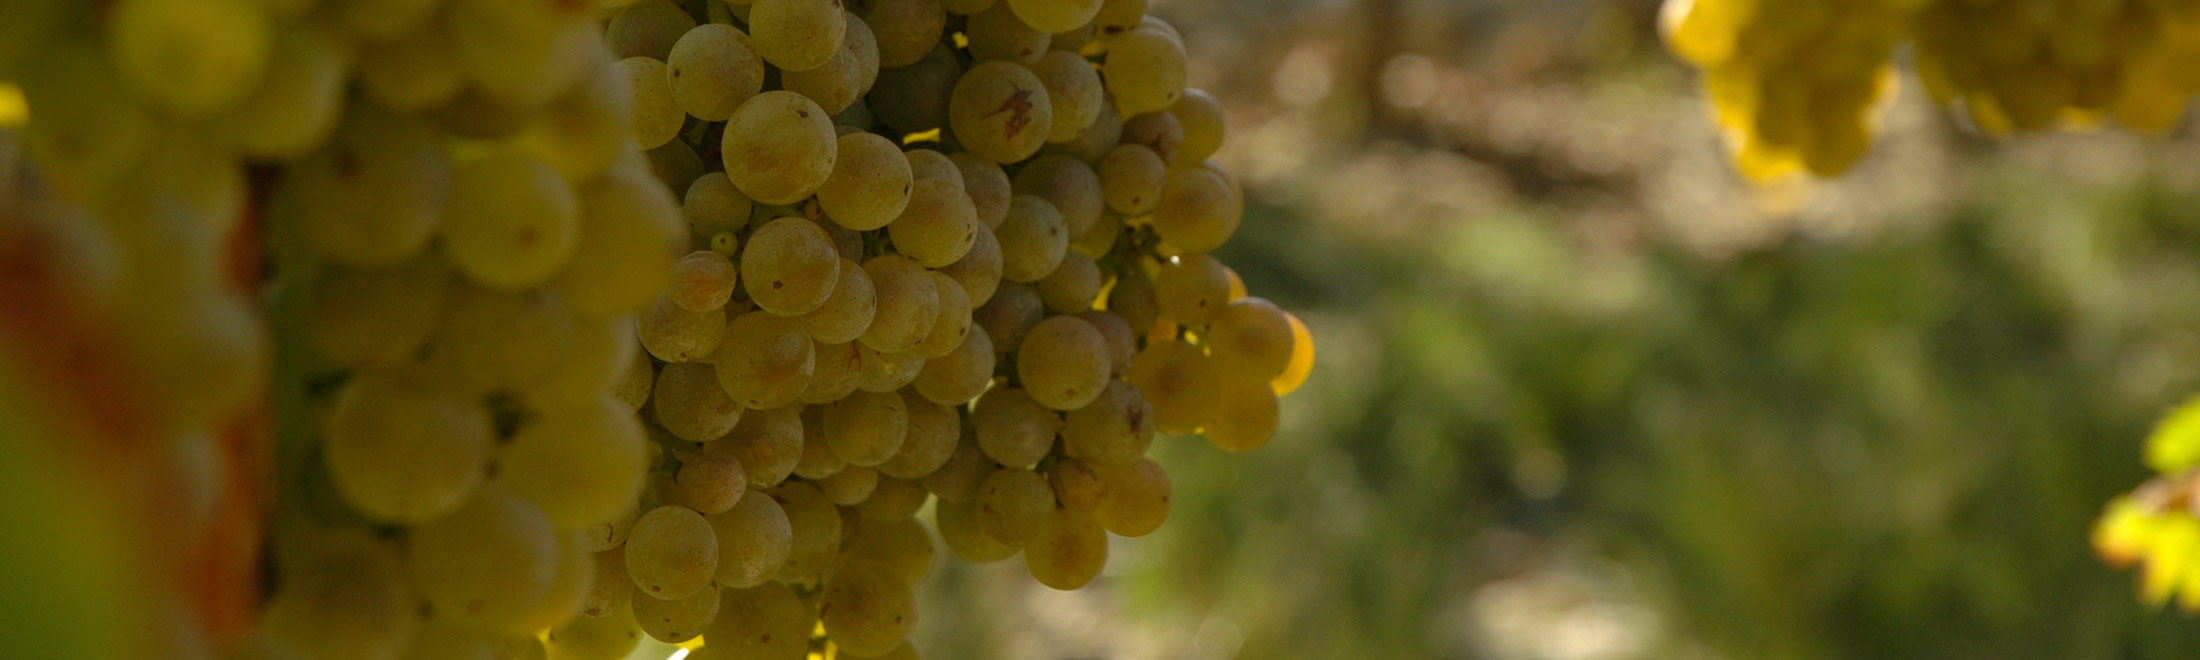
[
  {"x1": 440, "y1": 152, "x2": 581, "y2": 290},
  {"x1": 1063, "y1": 379, "x2": 1156, "y2": 467},
  {"x1": 675, "y1": 451, "x2": 748, "y2": 515},
  {"x1": 1154, "y1": 252, "x2": 1230, "y2": 326},
  {"x1": 685, "y1": 173, "x2": 754, "y2": 243},
  {"x1": 1006, "y1": 0, "x2": 1102, "y2": 33},
  {"x1": 619, "y1": 56, "x2": 685, "y2": 148},
  {"x1": 799, "y1": 258, "x2": 880, "y2": 344},
  {"x1": 804, "y1": 339, "x2": 870, "y2": 404},
  {"x1": 742, "y1": 216, "x2": 843, "y2": 316},
  {"x1": 555, "y1": 167, "x2": 687, "y2": 318},
  {"x1": 817, "y1": 132, "x2": 914, "y2": 231},
  {"x1": 750, "y1": 0, "x2": 848, "y2": 72},
  {"x1": 1018, "y1": 314, "x2": 1113, "y2": 410},
  {"x1": 888, "y1": 178, "x2": 982, "y2": 268},
  {"x1": 1103, "y1": 24, "x2": 1188, "y2": 116},
  {"x1": 1098, "y1": 143, "x2": 1166, "y2": 215},
  {"x1": 548, "y1": 598, "x2": 643, "y2": 660},
  {"x1": 1151, "y1": 167, "x2": 1242, "y2": 255},
  {"x1": 1024, "y1": 506, "x2": 1107, "y2": 590},
  {"x1": 820, "y1": 464, "x2": 881, "y2": 505},
  {"x1": 939, "y1": 222, "x2": 1005, "y2": 306},
  {"x1": 846, "y1": 514, "x2": 937, "y2": 584},
  {"x1": 1012, "y1": 154, "x2": 1104, "y2": 238},
  {"x1": 667, "y1": 23, "x2": 766, "y2": 122},
  {"x1": 669, "y1": 251, "x2": 739, "y2": 313},
  {"x1": 904, "y1": 148, "x2": 964, "y2": 187},
  {"x1": 639, "y1": 294, "x2": 725, "y2": 362},
  {"x1": 859, "y1": 255, "x2": 942, "y2": 353},
  {"x1": 1274, "y1": 310, "x2": 1316, "y2": 396},
  {"x1": 1206, "y1": 378, "x2": 1280, "y2": 452},
  {"x1": 580, "y1": 548, "x2": 635, "y2": 618},
  {"x1": 1078, "y1": 309, "x2": 1138, "y2": 374},
  {"x1": 500, "y1": 397, "x2": 651, "y2": 529},
  {"x1": 911, "y1": 271, "x2": 975, "y2": 358},
  {"x1": 771, "y1": 481, "x2": 845, "y2": 585},
  {"x1": 1170, "y1": 87, "x2": 1227, "y2": 165},
  {"x1": 708, "y1": 491, "x2": 794, "y2": 588},
  {"x1": 721, "y1": 90, "x2": 838, "y2": 205},
  {"x1": 967, "y1": 3, "x2": 1051, "y2": 66},
  {"x1": 950, "y1": 151, "x2": 1014, "y2": 230},
  {"x1": 1126, "y1": 336, "x2": 1222, "y2": 435},
  {"x1": 995, "y1": 195, "x2": 1070, "y2": 283},
  {"x1": 711, "y1": 404, "x2": 808, "y2": 489},
  {"x1": 714, "y1": 310, "x2": 819, "y2": 409},
  {"x1": 1036, "y1": 251, "x2": 1102, "y2": 314},
  {"x1": 1048, "y1": 457, "x2": 1108, "y2": 510},
  {"x1": 624, "y1": 505, "x2": 720, "y2": 600},
  {"x1": 1031, "y1": 49, "x2": 1104, "y2": 143},
  {"x1": 1207, "y1": 296, "x2": 1295, "y2": 383},
  {"x1": 631, "y1": 583, "x2": 719, "y2": 643},
  {"x1": 950, "y1": 61, "x2": 1055, "y2": 164}
]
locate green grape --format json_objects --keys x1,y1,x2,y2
[
  {"x1": 905, "y1": 148, "x2": 964, "y2": 187},
  {"x1": 1095, "y1": 457, "x2": 1168, "y2": 536},
  {"x1": 714, "y1": 310, "x2": 819, "y2": 409},
  {"x1": 580, "y1": 502, "x2": 642, "y2": 553},
  {"x1": 796, "y1": 407, "x2": 852, "y2": 479},
  {"x1": 1168, "y1": 88, "x2": 1224, "y2": 164},
  {"x1": 1042, "y1": 92, "x2": 1121, "y2": 163},
  {"x1": 826, "y1": 389, "x2": 912, "y2": 466},
  {"x1": 1120, "y1": 109, "x2": 1183, "y2": 162},
  {"x1": 995, "y1": 195, "x2": 1069, "y2": 283},
  {"x1": 695, "y1": 583, "x2": 812, "y2": 660},
  {"x1": 1151, "y1": 167, "x2": 1240, "y2": 255},
  {"x1": 107, "y1": 0, "x2": 270, "y2": 115},
  {"x1": 288, "y1": 104, "x2": 450, "y2": 267},
  {"x1": 817, "y1": 132, "x2": 914, "y2": 231},
  {"x1": 1006, "y1": 0, "x2": 1100, "y2": 32},
  {"x1": 942, "y1": 0, "x2": 998, "y2": 16},
  {"x1": 223, "y1": 25, "x2": 348, "y2": 158},
  {"x1": 711, "y1": 404, "x2": 808, "y2": 488},
  {"x1": 858, "y1": 255, "x2": 943, "y2": 353},
  {"x1": 1036, "y1": 251, "x2": 1102, "y2": 314},
  {"x1": 798, "y1": 258, "x2": 880, "y2": 344},
  {"x1": 722, "y1": 91, "x2": 839, "y2": 205},
  {"x1": 923, "y1": 432, "x2": 998, "y2": 503},
  {"x1": 911, "y1": 272, "x2": 976, "y2": 358},
  {"x1": 951, "y1": 61, "x2": 1055, "y2": 163},
  {"x1": 1019, "y1": 315, "x2": 1111, "y2": 410},
  {"x1": 670, "y1": 251, "x2": 740, "y2": 313},
  {"x1": 515, "y1": 56, "x2": 634, "y2": 182},
  {"x1": 410, "y1": 485, "x2": 561, "y2": 628},
  {"x1": 1090, "y1": 0, "x2": 1145, "y2": 44},
  {"x1": 557, "y1": 170, "x2": 687, "y2": 317},
  {"x1": 783, "y1": 11, "x2": 881, "y2": 115},
  {"x1": 607, "y1": 0, "x2": 698, "y2": 60},
  {"x1": 306, "y1": 256, "x2": 447, "y2": 369},
  {"x1": 803, "y1": 340, "x2": 870, "y2": 404},
  {"x1": 708, "y1": 492, "x2": 794, "y2": 588},
  {"x1": 1153, "y1": 252, "x2": 1228, "y2": 325},
  {"x1": 262, "y1": 530, "x2": 418, "y2": 660},
  {"x1": 972, "y1": 387, "x2": 1060, "y2": 467},
  {"x1": 751, "y1": 0, "x2": 848, "y2": 71},
  {"x1": 858, "y1": 475, "x2": 934, "y2": 520},
  {"x1": 508, "y1": 532, "x2": 598, "y2": 635},
  {"x1": 911, "y1": 323, "x2": 997, "y2": 405},
  {"x1": 771, "y1": 481, "x2": 845, "y2": 585},
  {"x1": 546, "y1": 598, "x2": 642, "y2": 660},
  {"x1": 1103, "y1": 24, "x2": 1186, "y2": 116},
  {"x1": 968, "y1": 3, "x2": 1052, "y2": 66},
  {"x1": 869, "y1": 43, "x2": 963, "y2": 134},
  {"x1": 1063, "y1": 379, "x2": 1154, "y2": 466},
  {"x1": 1013, "y1": 155, "x2": 1104, "y2": 237},
  {"x1": 1105, "y1": 267, "x2": 1159, "y2": 332},
  {"x1": 630, "y1": 583, "x2": 719, "y2": 643},
  {"x1": 1024, "y1": 506, "x2": 1106, "y2": 590},
  {"x1": 618, "y1": 57, "x2": 685, "y2": 149},
  {"x1": 1071, "y1": 210, "x2": 1122, "y2": 258},
  {"x1": 856, "y1": 344, "x2": 928, "y2": 393},
  {"x1": 675, "y1": 451, "x2": 747, "y2": 516},
  {"x1": 1207, "y1": 296, "x2": 1293, "y2": 384},
  {"x1": 613, "y1": 348, "x2": 655, "y2": 413},
  {"x1": 1077, "y1": 310, "x2": 1137, "y2": 374},
  {"x1": 978, "y1": 467, "x2": 1056, "y2": 546},
  {"x1": 974, "y1": 281, "x2": 1045, "y2": 352},
  {"x1": 938, "y1": 222, "x2": 1005, "y2": 306},
  {"x1": 821, "y1": 465, "x2": 883, "y2": 505},
  {"x1": 1030, "y1": 50, "x2": 1104, "y2": 143},
  {"x1": 667, "y1": 23, "x2": 767, "y2": 122},
  {"x1": 357, "y1": 27, "x2": 465, "y2": 112},
  {"x1": 820, "y1": 556, "x2": 918, "y2": 656},
  {"x1": 1098, "y1": 144, "x2": 1165, "y2": 215},
  {"x1": 648, "y1": 140, "x2": 709, "y2": 193},
  {"x1": 887, "y1": 178, "x2": 981, "y2": 267},
  {"x1": 445, "y1": 0, "x2": 598, "y2": 108},
  {"x1": 1048, "y1": 457, "x2": 1106, "y2": 510},
  {"x1": 860, "y1": 0, "x2": 946, "y2": 68},
  {"x1": 580, "y1": 549, "x2": 635, "y2": 618},
  {"x1": 1273, "y1": 309, "x2": 1315, "y2": 396},
  {"x1": 323, "y1": 366, "x2": 492, "y2": 525},
  {"x1": 657, "y1": 359, "x2": 746, "y2": 444},
  {"x1": 423, "y1": 284, "x2": 578, "y2": 394},
  {"x1": 742, "y1": 216, "x2": 843, "y2": 315},
  {"x1": 1125, "y1": 336, "x2": 1220, "y2": 434},
  {"x1": 502, "y1": 397, "x2": 651, "y2": 529},
  {"x1": 624, "y1": 505, "x2": 720, "y2": 600},
  {"x1": 1205, "y1": 378, "x2": 1278, "y2": 452},
  {"x1": 640, "y1": 294, "x2": 726, "y2": 362},
  {"x1": 935, "y1": 498, "x2": 1018, "y2": 562},
  {"x1": 847, "y1": 516, "x2": 936, "y2": 583},
  {"x1": 685, "y1": 173, "x2": 755, "y2": 244},
  {"x1": 948, "y1": 151, "x2": 1013, "y2": 230},
  {"x1": 441, "y1": 152, "x2": 581, "y2": 290}
]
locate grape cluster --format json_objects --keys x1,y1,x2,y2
[
  {"x1": 1913, "y1": 0, "x2": 2200, "y2": 136},
  {"x1": 1660, "y1": 0, "x2": 1916, "y2": 179}
]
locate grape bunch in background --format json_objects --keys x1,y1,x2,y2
[{"x1": 0, "y1": 0, "x2": 1314, "y2": 658}]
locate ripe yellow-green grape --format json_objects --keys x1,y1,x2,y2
[
  {"x1": 771, "y1": 480, "x2": 846, "y2": 585},
  {"x1": 1032, "y1": 50, "x2": 1105, "y2": 143},
  {"x1": 1063, "y1": 379, "x2": 1155, "y2": 466},
  {"x1": 624, "y1": 505, "x2": 720, "y2": 600},
  {"x1": 1206, "y1": 296, "x2": 1294, "y2": 384},
  {"x1": 994, "y1": 194, "x2": 1069, "y2": 282},
  {"x1": 905, "y1": 148, "x2": 965, "y2": 186},
  {"x1": 968, "y1": 3, "x2": 1052, "y2": 66},
  {"x1": 715, "y1": 309, "x2": 819, "y2": 409},
  {"x1": 501, "y1": 397, "x2": 651, "y2": 529},
  {"x1": 1025, "y1": 506, "x2": 1107, "y2": 590},
  {"x1": 818, "y1": 132, "x2": 915, "y2": 230},
  {"x1": 1013, "y1": 154, "x2": 1105, "y2": 237},
  {"x1": 750, "y1": 0, "x2": 848, "y2": 72},
  {"x1": 408, "y1": 485, "x2": 562, "y2": 629},
  {"x1": 1102, "y1": 24, "x2": 1187, "y2": 116},
  {"x1": 860, "y1": 255, "x2": 943, "y2": 353},
  {"x1": 1049, "y1": 458, "x2": 1107, "y2": 510},
  {"x1": 1037, "y1": 251, "x2": 1103, "y2": 314},
  {"x1": 1205, "y1": 377, "x2": 1280, "y2": 452},
  {"x1": 950, "y1": 61, "x2": 1055, "y2": 164},
  {"x1": 936, "y1": 498, "x2": 1019, "y2": 562},
  {"x1": 1126, "y1": 336, "x2": 1222, "y2": 434},
  {"x1": 1153, "y1": 252, "x2": 1229, "y2": 326},
  {"x1": 708, "y1": 490, "x2": 794, "y2": 588},
  {"x1": 1095, "y1": 458, "x2": 1170, "y2": 537},
  {"x1": 1017, "y1": 314, "x2": 1113, "y2": 410},
  {"x1": 555, "y1": 168, "x2": 686, "y2": 317},
  {"x1": 827, "y1": 389, "x2": 913, "y2": 466},
  {"x1": 821, "y1": 464, "x2": 883, "y2": 505},
  {"x1": 713, "y1": 404, "x2": 808, "y2": 489},
  {"x1": 696, "y1": 583, "x2": 813, "y2": 660},
  {"x1": 977, "y1": 466, "x2": 1056, "y2": 546},
  {"x1": 887, "y1": 177, "x2": 982, "y2": 267},
  {"x1": 911, "y1": 322, "x2": 998, "y2": 405},
  {"x1": 667, "y1": 23, "x2": 767, "y2": 122},
  {"x1": 939, "y1": 222, "x2": 1006, "y2": 305},
  {"x1": 1007, "y1": 0, "x2": 1102, "y2": 33},
  {"x1": 440, "y1": 152, "x2": 582, "y2": 290},
  {"x1": 606, "y1": 0, "x2": 697, "y2": 60},
  {"x1": 721, "y1": 90, "x2": 838, "y2": 204},
  {"x1": 973, "y1": 387, "x2": 1061, "y2": 467},
  {"x1": 742, "y1": 216, "x2": 844, "y2": 315},
  {"x1": 674, "y1": 452, "x2": 749, "y2": 516},
  {"x1": 782, "y1": 11, "x2": 880, "y2": 115},
  {"x1": 322, "y1": 366, "x2": 493, "y2": 525}
]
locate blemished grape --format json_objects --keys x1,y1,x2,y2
[
  {"x1": 1154, "y1": 252, "x2": 1230, "y2": 326},
  {"x1": 708, "y1": 492, "x2": 794, "y2": 588},
  {"x1": 977, "y1": 467, "x2": 1056, "y2": 546},
  {"x1": 911, "y1": 271, "x2": 975, "y2": 358},
  {"x1": 818, "y1": 132, "x2": 914, "y2": 231},
  {"x1": 856, "y1": 343, "x2": 928, "y2": 393},
  {"x1": 1025, "y1": 506, "x2": 1106, "y2": 590},
  {"x1": 619, "y1": 57, "x2": 685, "y2": 148},
  {"x1": 669, "y1": 251, "x2": 740, "y2": 313},
  {"x1": 1126, "y1": 336, "x2": 1222, "y2": 434},
  {"x1": 804, "y1": 340, "x2": 871, "y2": 404},
  {"x1": 742, "y1": 216, "x2": 843, "y2": 315},
  {"x1": 1206, "y1": 378, "x2": 1279, "y2": 452},
  {"x1": 580, "y1": 549, "x2": 635, "y2": 618},
  {"x1": 1063, "y1": 379, "x2": 1155, "y2": 466},
  {"x1": 887, "y1": 178, "x2": 982, "y2": 267},
  {"x1": 821, "y1": 464, "x2": 882, "y2": 505},
  {"x1": 640, "y1": 294, "x2": 726, "y2": 362},
  {"x1": 904, "y1": 148, "x2": 964, "y2": 187},
  {"x1": 624, "y1": 505, "x2": 720, "y2": 600},
  {"x1": 1049, "y1": 458, "x2": 1107, "y2": 510},
  {"x1": 501, "y1": 397, "x2": 651, "y2": 529},
  {"x1": 859, "y1": 255, "x2": 942, "y2": 353},
  {"x1": 1018, "y1": 315, "x2": 1113, "y2": 410},
  {"x1": 782, "y1": 11, "x2": 880, "y2": 115},
  {"x1": 288, "y1": 104, "x2": 450, "y2": 267},
  {"x1": 698, "y1": 583, "x2": 813, "y2": 660},
  {"x1": 715, "y1": 310, "x2": 819, "y2": 409},
  {"x1": 821, "y1": 556, "x2": 919, "y2": 656},
  {"x1": 631, "y1": 583, "x2": 718, "y2": 643},
  {"x1": 827, "y1": 389, "x2": 912, "y2": 466},
  {"x1": 1037, "y1": 251, "x2": 1103, "y2": 314},
  {"x1": 939, "y1": 223, "x2": 1006, "y2": 306},
  {"x1": 712, "y1": 404, "x2": 808, "y2": 489},
  {"x1": 323, "y1": 366, "x2": 493, "y2": 525},
  {"x1": 675, "y1": 451, "x2": 748, "y2": 515},
  {"x1": 721, "y1": 91, "x2": 838, "y2": 205},
  {"x1": 950, "y1": 61, "x2": 1055, "y2": 164},
  {"x1": 667, "y1": 23, "x2": 767, "y2": 122},
  {"x1": 749, "y1": 0, "x2": 847, "y2": 72},
  {"x1": 1096, "y1": 458, "x2": 1170, "y2": 537},
  {"x1": 1103, "y1": 24, "x2": 1187, "y2": 116},
  {"x1": 547, "y1": 599, "x2": 643, "y2": 660},
  {"x1": 1091, "y1": 0, "x2": 1146, "y2": 43},
  {"x1": 605, "y1": 0, "x2": 697, "y2": 60},
  {"x1": 912, "y1": 322, "x2": 997, "y2": 405},
  {"x1": 1031, "y1": 50, "x2": 1104, "y2": 143},
  {"x1": 408, "y1": 484, "x2": 561, "y2": 629},
  {"x1": 1151, "y1": 166, "x2": 1241, "y2": 255},
  {"x1": 967, "y1": 3, "x2": 1052, "y2": 66},
  {"x1": 771, "y1": 481, "x2": 846, "y2": 585},
  {"x1": 936, "y1": 498, "x2": 1018, "y2": 562},
  {"x1": 973, "y1": 387, "x2": 1061, "y2": 468},
  {"x1": 440, "y1": 152, "x2": 581, "y2": 290},
  {"x1": 685, "y1": 173, "x2": 755, "y2": 243},
  {"x1": 1098, "y1": 144, "x2": 1165, "y2": 215}
]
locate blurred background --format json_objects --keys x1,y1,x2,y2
[{"x1": 913, "y1": 0, "x2": 2200, "y2": 658}]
